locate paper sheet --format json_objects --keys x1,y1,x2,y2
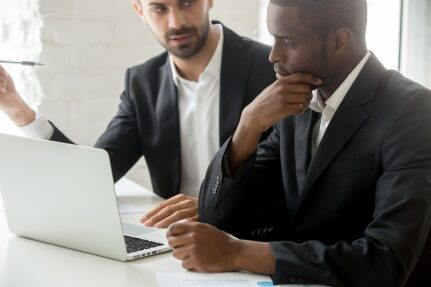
[
  {"x1": 156, "y1": 272, "x2": 275, "y2": 287},
  {"x1": 156, "y1": 272, "x2": 331, "y2": 287}
]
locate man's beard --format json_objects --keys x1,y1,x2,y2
[{"x1": 161, "y1": 16, "x2": 210, "y2": 59}]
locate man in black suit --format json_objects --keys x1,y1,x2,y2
[
  {"x1": 0, "y1": 1, "x2": 274, "y2": 227},
  {"x1": 166, "y1": 0, "x2": 431, "y2": 286}
]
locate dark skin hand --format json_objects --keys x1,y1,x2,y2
[
  {"x1": 229, "y1": 73, "x2": 321, "y2": 172},
  {"x1": 167, "y1": 222, "x2": 276, "y2": 274}
]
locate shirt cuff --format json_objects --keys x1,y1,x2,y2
[{"x1": 19, "y1": 114, "x2": 54, "y2": 140}]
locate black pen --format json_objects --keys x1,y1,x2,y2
[{"x1": 0, "y1": 60, "x2": 44, "y2": 66}]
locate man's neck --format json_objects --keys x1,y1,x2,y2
[
  {"x1": 172, "y1": 25, "x2": 220, "y2": 82},
  {"x1": 319, "y1": 49, "x2": 368, "y2": 100}
]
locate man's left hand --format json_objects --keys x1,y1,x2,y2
[{"x1": 167, "y1": 222, "x2": 240, "y2": 272}]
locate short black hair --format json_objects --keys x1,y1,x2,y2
[{"x1": 270, "y1": 0, "x2": 367, "y2": 40}]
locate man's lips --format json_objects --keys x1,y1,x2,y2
[
  {"x1": 168, "y1": 33, "x2": 194, "y2": 45},
  {"x1": 274, "y1": 64, "x2": 291, "y2": 80}
]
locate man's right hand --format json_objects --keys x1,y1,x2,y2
[
  {"x1": 140, "y1": 194, "x2": 199, "y2": 228},
  {"x1": 0, "y1": 64, "x2": 36, "y2": 126},
  {"x1": 229, "y1": 73, "x2": 321, "y2": 172},
  {"x1": 241, "y1": 73, "x2": 321, "y2": 134}
]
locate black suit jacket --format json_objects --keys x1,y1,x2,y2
[
  {"x1": 199, "y1": 54, "x2": 431, "y2": 286},
  {"x1": 50, "y1": 23, "x2": 275, "y2": 199}
]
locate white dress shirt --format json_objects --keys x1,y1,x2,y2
[
  {"x1": 309, "y1": 51, "x2": 371, "y2": 156},
  {"x1": 171, "y1": 24, "x2": 223, "y2": 197},
  {"x1": 20, "y1": 24, "x2": 224, "y2": 198}
]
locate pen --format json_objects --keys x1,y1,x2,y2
[{"x1": 0, "y1": 60, "x2": 44, "y2": 66}]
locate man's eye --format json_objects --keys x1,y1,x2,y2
[
  {"x1": 282, "y1": 38, "x2": 295, "y2": 47},
  {"x1": 182, "y1": 0, "x2": 192, "y2": 7},
  {"x1": 152, "y1": 6, "x2": 166, "y2": 13}
]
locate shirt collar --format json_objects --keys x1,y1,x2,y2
[
  {"x1": 310, "y1": 51, "x2": 371, "y2": 114},
  {"x1": 170, "y1": 24, "x2": 224, "y2": 85}
]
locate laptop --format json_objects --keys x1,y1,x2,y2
[{"x1": 0, "y1": 133, "x2": 172, "y2": 261}]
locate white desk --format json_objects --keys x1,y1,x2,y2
[
  {"x1": 0, "y1": 179, "x2": 324, "y2": 287},
  {"x1": 0, "y1": 179, "x2": 185, "y2": 287}
]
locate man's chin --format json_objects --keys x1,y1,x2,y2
[
  {"x1": 167, "y1": 40, "x2": 206, "y2": 59},
  {"x1": 168, "y1": 47, "x2": 196, "y2": 59}
]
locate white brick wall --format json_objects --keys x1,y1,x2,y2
[
  {"x1": 0, "y1": 0, "x2": 43, "y2": 135},
  {"x1": 35, "y1": 0, "x2": 261, "y2": 189}
]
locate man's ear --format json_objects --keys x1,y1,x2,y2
[
  {"x1": 132, "y1": 0, "x2": 144, "y2": 17},
  {"x1": 208, "y1": 0, "x2": 214, "y2": 9},
  {"x1": 331, "y1": 28, "x2": 353, "y2": 54}
]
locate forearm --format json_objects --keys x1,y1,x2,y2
[
  {"x1": 229, "y1": 116, "x2": 263, "y2": 173},
  {"x1": 232, "y1": 239, "x2": 275, "y2": 275},
  {"x1": 6, "y1": 99, "x2": 35, "y2": 126}
]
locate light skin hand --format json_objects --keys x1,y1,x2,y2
[
  {"x1": 140, "y1": 194, "x2": 198, "y2": 228},
  {"x1": 229, "y1": 73, "x2": 322, "y2": 172},
  {"x1": 167, "y1": 222, "x2": 276, "y2": 274},
  {"x1": 0, "y1": 65, "x2": 36, "y2": 126}
]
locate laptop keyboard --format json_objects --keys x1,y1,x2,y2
[{"x1": 124, "y1": 235, "x2": 164, "y2": 254}]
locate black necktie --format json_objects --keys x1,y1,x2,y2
[{"x1": 306, "y1": 110, "x2": 322, "y2": 172}]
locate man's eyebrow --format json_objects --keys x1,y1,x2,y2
[
  {"x1": 147, "y1": 1, "x2": 166, "y2": 6},
  {"x1": 272, "y1": 34, "x2": 297, "y2": 40}
]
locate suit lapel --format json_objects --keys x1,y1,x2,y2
[
  {"x1": 218, "y1": 25, "x2": 251, "y2": 145},
  {"x1": 156, "y1": 59, "x2": 181, "y2": 197},
  {"x1": 299, "y1": 54, "x2": 386, "y2": 203}
]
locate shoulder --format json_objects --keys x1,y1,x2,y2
[
  {"x1": 238, "y1": 35, "x2": 272, "y2": 54},
  {"x1": 120, "y1": 52, "x2": 171, "y2": 103},
  {"x1": 243, "y1": 37, "x2": 272, "y2": 55},
  {"x1": 382, "y1": 70, "x2": 431, "y2": 106},
  {"x1": 386, "y1": 71, "x2": 430, "y2": 94},
  {"x1": 221, "y1": 23, "x2": 271, "y2": 57},
  {"x1": 126, "y1": 52, "x2": 169, "y2": 81}
]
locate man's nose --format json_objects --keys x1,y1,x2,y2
[
  {"x1": 168, "y1": 9, "x2": 186, "y2": 29},
  {"x1": 268, "y1": 43, "x2": 284, "y2": 64}
]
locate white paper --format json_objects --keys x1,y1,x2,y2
[
  {"x1": 156, "y1": 272, "x2": 274, "y2": 287},
  {"x1": 156, "y1": 272, "x2": 331, "y2": 287}
]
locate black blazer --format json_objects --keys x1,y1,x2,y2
[
  {"x1": 50, "y1": 23, "x2": 275, "y2": 199},
  {"x1": 199, "y1": 54, "x2": 431, "y2": 287}
]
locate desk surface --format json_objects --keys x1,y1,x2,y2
[
  {"x1": 0, "y1": 179, "x2": 322, "y2": 287},
  {"x1": 0, "y1": 179, "x2": 186, "y2": 287}
]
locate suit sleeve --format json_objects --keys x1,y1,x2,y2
[
  {"x1": 93, "y1": 69, "x2": 142, "y2": 182},
  {"x1": 199, "y1": 123, "x2": 288, "y2": 241},
  {"x1": 50, "y1": 69, "x2": 142, "y2": 182}
]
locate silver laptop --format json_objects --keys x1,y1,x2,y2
[{"x1": 0, "y1": 133, "x2": 171, "y2": 261}]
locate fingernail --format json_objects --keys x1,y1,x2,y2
[
  {"x1": 316, "y1": 79, "x2": 322, "y2": 84},
  {"x1": 144, "y1": 220, "x2": 153, "y2": 227}
]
